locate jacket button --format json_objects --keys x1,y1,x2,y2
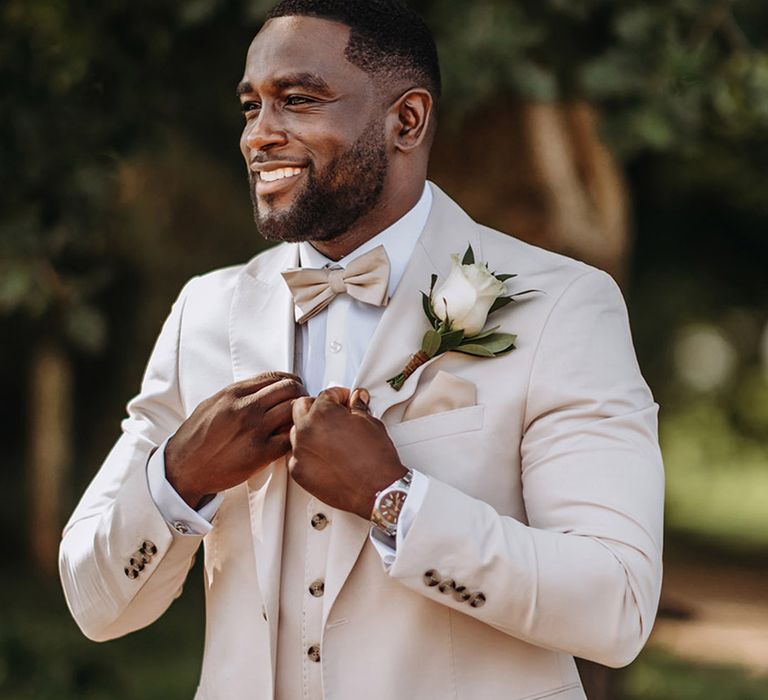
[
  {"x1": 124, "y1": 566, "x2": 139, "y2": 580},
  {"x1": 469, "y1": 592, "x2": 487, "y2": 608},
  {"x1": 140, "y1": 540, "x2": 157, "y2": 556},
  {"x1": 308, "y1": 579, "x2": 325, "y2": 597},
  {"x1": 129, "y1": 554, "x2": 148, "y2": 569},
  {"x1": 311, "y1": 513, "x2": 329, "y2": 530},
  {"x1": 307, "y1": 644, "x2": 321, "y2": 663},
  {"x1": 453, "y1": 585, "x2": 471, "y2": 603},
  {"x1": 422, "y1": 570, "x2": 441, "y2": 587},
  {"x1": 438, "y1": 578, "x2": 456, "y2": 594}
]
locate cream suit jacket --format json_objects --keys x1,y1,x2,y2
[{"x1": 60, "y1": 183, "x2": 665, "y2": 700}]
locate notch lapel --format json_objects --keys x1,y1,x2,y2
[
  {"x1": 353, "y1": 182, "x2": 484, "y2": 419},
  {"x1": 229, "y1": 242, "x2": 298, "y2": 675},
  {"x1": 323, "y1": 183, "x2": 484, "y2": 626}
]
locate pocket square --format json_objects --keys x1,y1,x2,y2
[{"x1": 401, "y1": 370, "x2": 477, "y2": 422}]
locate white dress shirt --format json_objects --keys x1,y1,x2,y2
[{"x1": 147, "y1": 183, "x2": 433, "y2": 565}]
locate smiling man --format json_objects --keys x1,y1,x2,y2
[{"x1": 59, "y1": 2, "x2": 665, "y2": 699}]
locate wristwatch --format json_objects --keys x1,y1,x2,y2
[{"x1": 370, "y1": 469, "x2": 413, "y2": 538}]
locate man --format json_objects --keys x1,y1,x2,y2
[{"x1": 59, "y1": 1, "x2": 664, "y2": 698}]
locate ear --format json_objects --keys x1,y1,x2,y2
[{"x1": 387, "y1": 88, "x2": 433, "y2": 153}]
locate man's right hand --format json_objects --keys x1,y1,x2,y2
[{"x1": 164, "y1": 372, "x2": 308, "y2": 509}]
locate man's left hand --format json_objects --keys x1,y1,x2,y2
[{"x1": 289, "y1": 387, "x2": 408, "y2": 520}]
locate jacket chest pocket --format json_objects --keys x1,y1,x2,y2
[{"x1": 386, "y1": 404, "x2": 485, "y2": 447}]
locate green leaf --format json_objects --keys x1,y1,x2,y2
[
  {"x1": 429, "y1": 273, "x2": 438, "y2": 294},
  {"x1": 463, "y1": 332, "x2": 517, "y2": 354},
  {"x1": 421, "y1": 291, "x2": 439, "y2": 329},
  {"x1": 494, "y1": 273, "x2": 517, "y2": 282},
  {"x1": 489, "y1": 296, "x2": 514, "y2": 314},
  {"x1": 454, "y1": 343, "x2": 495, "y2": 357},
  {"x1": 509, "y1": 289, "x2": 540, "y2": 297},
  {"x1": 438, "y1": 329, "x2": 465, "y2": 353},
  {"x1": 421, "y1": 329, "x2": 442, "y2": 357},
  {"x1": 462, "y1": 244, "x2": 475, "y2": 266},
  {"x1": 465, "y1": 325, "x2": 500, "y2": 342}
]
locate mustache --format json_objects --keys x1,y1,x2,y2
[{"x1": 250, "y1": 152, "x2": 308, "y2": 167}]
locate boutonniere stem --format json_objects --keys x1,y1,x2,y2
[{"x1": 387, "y1": 244, "x2": 536, "y2": 391}]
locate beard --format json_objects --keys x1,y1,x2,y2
[{"x1": 250, "y1": 117, "x2": 389, "y2": 243}]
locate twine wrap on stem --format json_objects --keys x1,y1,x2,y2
[{"x1": 387, "y1": 350, "x2": 430, "y2": 391}]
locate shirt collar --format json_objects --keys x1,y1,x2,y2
[{"x1": 296, "y1": 182, "x2": 433, "y2": 299}]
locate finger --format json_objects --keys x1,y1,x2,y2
[
  {"x1": 314, "y1": 386, "x2": 351, "y2": 410},
  {"x1": 244, "y1": 377, "x2": 308, "y2": 414},
  {"x1": 267, "y1": 432, "x2": 292, "y2": 459},
  {"x1": 232, "y1": 372, "x2": 304, "y2": 398},
  {"x1": 262, "y1": 400, "x2": 295, "y2": 434},
  {"x1": 292, "y1": 396, "x2": 314, "y2": 426},
  {"x1": 349, "y1": 388, "x2": 371, "y2": 413}
]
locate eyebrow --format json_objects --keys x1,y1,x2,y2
[{"x1": 235, "y1": 72, "x2": 333, "y2": 98}]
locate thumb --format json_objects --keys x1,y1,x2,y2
[{"x1": 349, "y1": 388, "x2": 371, "y2": 413}]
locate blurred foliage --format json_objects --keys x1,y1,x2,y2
[
  {"x1": 0, "y1": 563, "x2": 204, "y2": 699},
  {"x1": 624, "y1": 649, "x2": 768, "y2": 700},
  {"x1": 3, "y1": 0, "x2": 768, "y2": 348},
  {"x1": 0, "y1": 0, "x2": 183, "y2": 351},
  {"x1": 418, "y1": 0, "x2": 768, "y2": 154}
]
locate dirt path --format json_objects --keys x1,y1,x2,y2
[{"x1": 649, "y1": 559, "x2": 768, "y2": 673}]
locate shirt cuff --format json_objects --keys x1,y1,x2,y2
[
  {"x1": 146, "y1": 437, "x2": 224, "y2": 536},
  {"x1": 369, "y1": 469, "x2": 429, "y2": 570}
]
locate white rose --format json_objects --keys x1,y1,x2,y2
[{"x1": 432, "y1": 254, "x2": 505, "y2": 336}]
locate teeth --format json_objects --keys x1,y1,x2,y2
[{"x1": 259, "y1": 167, "x2": 304, "y2": 182}]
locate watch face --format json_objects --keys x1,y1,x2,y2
[{"x1": 379, "y1": 489, "x2": 407, "y2": 525}]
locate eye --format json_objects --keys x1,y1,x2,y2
[
  {"x1": 240, "y1": 101, "x2": 261, "y2": 115},
  {"x1": 285, "y1": 95, "x2": 313, "y2": 106}
]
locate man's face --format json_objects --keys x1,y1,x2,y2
[{"x1": 238, "y1": 16, "x2": 389, "y2": 242}]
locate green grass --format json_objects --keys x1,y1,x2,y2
[
  {"x1": 624, "y1": 650, "x2": 768, "y2": 700},
  {"x1": 0, "y1": 564, "x2": 204, "y2": 699},
  {"x1": 662, "y1": 400, "x2": 768, "y2": 551}
]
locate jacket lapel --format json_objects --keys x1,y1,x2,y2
[
  {"x1": 354, "y1": 182, "x2": 484, "y2": 419},
  {"x1": 229, "y1": 242, "x2": 298, "y2": 673},
  {"x1": 323, "y1": 183, "x2": 483, "y2": 625}
]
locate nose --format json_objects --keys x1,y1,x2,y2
[{"x1": 243, "y1": 103, "x2": 288, "y2": 152}]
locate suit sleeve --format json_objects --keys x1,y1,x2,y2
[
  {"x1": 59, "y1": 278, "x2": 204, "y2": 642},
  {"x1": 388, "y1": 269, "x2": 665, "y2": 668}
]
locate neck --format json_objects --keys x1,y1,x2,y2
[{"x1": 309, "y1": 179, "x2": 425, "y2": 261}]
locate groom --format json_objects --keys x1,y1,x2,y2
[{"x1": 59, "y1": 1, "x2": 664, "y2": 699}]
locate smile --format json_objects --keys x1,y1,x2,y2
[
  {"x1": 258, "y1": 167, "x2": 305, "y2": 182},
  {"x1": 251, "y1": 164, "x2": 308, "y2": 196}
]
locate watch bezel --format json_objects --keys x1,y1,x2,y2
[{"x1": 371, "y1": 471, "x2": 413, "y2": 537}]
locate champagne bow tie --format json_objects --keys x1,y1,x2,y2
[{"x1": 281, "y1": 245, "x2": 391, "y2": 324}]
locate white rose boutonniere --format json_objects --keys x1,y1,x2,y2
[{"x1": 387, "y1": 244, "x2": 537, "y2": 390}]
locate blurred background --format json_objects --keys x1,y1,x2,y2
[{"x1": 1, "y1": 0, "x2": 767, "y2": 697}]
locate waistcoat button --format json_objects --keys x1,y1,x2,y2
[{"x1": 311, "y1": 513, "x2": 329, "y2": 530}]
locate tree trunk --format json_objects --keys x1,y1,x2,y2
[
  {"x1": 28, "y1": 338, "x2": 73, "y2": 577},
  {"x1": 430, "y1": 99, "x2": 631, "y2": 288}
]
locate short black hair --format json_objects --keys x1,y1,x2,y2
[{"x1": 265, "y1": 0, "x2": 441, "y2": 102}]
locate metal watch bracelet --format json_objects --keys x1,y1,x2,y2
[{"x1": 370, "y1": 469, "x2": 414, "y2": 538}]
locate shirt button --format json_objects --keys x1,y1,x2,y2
[
  {"x1": 307, "y1": 644, "x2": 321, "y2": 663},
  {"x1": 308, "y1": 579, "x2": 325, "y2": 597},
  {"x1": 311, "y1": 513, "x2": 329, "y2": 530},
  {"x1": 329, "y1": 340, "x2": 342, "y2": 353}
]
